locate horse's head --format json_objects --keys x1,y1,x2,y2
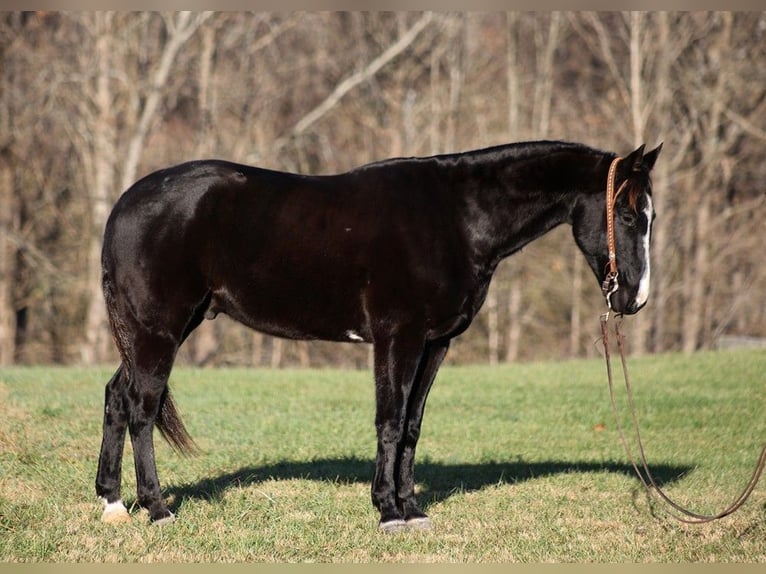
[{"x1": 573, "y1": 143, "x2": 662, "y2": 315}]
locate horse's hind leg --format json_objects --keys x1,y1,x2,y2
[
  {"x1": 95, "y1": 333, "x2": 181, "y2": 524},
  {"x1": 126, "y1": 331, "x2": 183, "y2": 524},
  {"x1": 96, "y1": 365, "x2": 131, "y2": 522},
  {"x1": 97, "y1": 278, "x2": 208, "y2": 523}
]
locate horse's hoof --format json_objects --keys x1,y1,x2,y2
[
  {"x1": 406, "y1": 516, "x2": 432, "y2": 531},
  {"x1": 101, "y1": 499, "x2": 131, "y2": 523},
  {"x1": 378, "y1": 518, "x2": 407, "y2": 534},
  {"x1": 152, "y1": 512, "x2": 176, "y2": 526}
]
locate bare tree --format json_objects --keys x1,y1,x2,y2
[
  {"x1": 503, "y1": 12, "x2": 524, "y2": 363},
  {"x1": 497, "y1": 13, "x2": 565, "y2": 362},
  {"x1": 0, "y1": 16, "x2": 16, "y2": 365},
  {"x1": 187, "y1": 21, "x2": 219, "y2": 366},
  {"x1": 0, "y1": 152, "x2": 13, "y2": 365},
  {"x1": 679, "y1": 12, "x2": 737, "y2": 353},
  {"x1": 1, "y1": 13, "x2": 85, "y2": 363},
  {"x1": 3, "y1": 12, "x2": 764, "y2": 367},
  {"x1": 79, "y1": 12, "x2": 118, "y2": 365},
  {"x1": 74, "y1": 12, "x2": 213, "y2": 364},
  {"x1": 274, "y1": 12, "x2": 435, "y2": 154}
]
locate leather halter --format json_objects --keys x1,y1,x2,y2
[{"x1": 601, "y1": 156, "x2": 629, "y2": 308}]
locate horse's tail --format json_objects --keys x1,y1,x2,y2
[
  {"x1": 102, "y1": 266, "x2": 197, "y2": 455},
  {"x1": 102, "y1": 267, "x2": 133, "y2": 378},
  {"x1": 156, "y1": 389, "x2": 198, "y2": 455}
]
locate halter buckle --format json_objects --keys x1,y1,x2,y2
[{"x1": 602, "y1": 270, "x2": 619, "y2": 309}]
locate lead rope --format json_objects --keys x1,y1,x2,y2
[
  {"x1": 600, "y1": 313, "x2": 766, "y2": 523},
  {"x1": 599, "y1": 155, "x2": 765, "y2": 523}
]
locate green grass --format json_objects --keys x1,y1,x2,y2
[{"x1": 1, "y1": 349, "x2": 765, "y2": 562}]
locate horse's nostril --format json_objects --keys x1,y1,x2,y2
[{"x1": 626, "y1": 300, "x2": 640, "y2": 315}]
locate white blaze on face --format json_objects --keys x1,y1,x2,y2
[{"x1": 635, "y1": 194, "x2": 653, "y2": 308}]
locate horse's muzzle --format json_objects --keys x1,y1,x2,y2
[{"x1": 608, "y1": 289, "x2": 646, "y2": 315}]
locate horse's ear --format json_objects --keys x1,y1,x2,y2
[
  {"x1": 623, "y1": 144, "x2": 646, "y2": 172},
  {"x1": 642, "y1": 142, "x2": 663, "y2": 172}
]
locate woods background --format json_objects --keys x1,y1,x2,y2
[{"x1": 1, "y1": 11, "x2": 764, "y2": 368}]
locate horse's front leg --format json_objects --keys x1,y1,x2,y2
[
  {"x1": 396, "y1": 339, "x2": 450, "y2": 530},
  {"x1": 371, "y1": 330, "x2": 425, "y2": 533}
]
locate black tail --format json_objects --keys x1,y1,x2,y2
[
  {"x1": 156, "y1": 389, "x2": 198, "y2": 455},
  {"x1": 102, "y1": 267, "x2": 197, "y2": 456},
  {"x1": 102, "y1": 268, "x2": 133, "y2": 378}
]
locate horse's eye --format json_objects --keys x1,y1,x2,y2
[{"x1": 620, "y1": 211, "x2": 637, "y2": 226}]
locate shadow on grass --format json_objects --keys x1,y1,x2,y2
[{"x1": 165, "y1": 457, "x2": 692, "y2": 512}]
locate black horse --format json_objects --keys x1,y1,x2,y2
[{"x1": 96, "y1": 140, "x2": 661, "y2": 532}]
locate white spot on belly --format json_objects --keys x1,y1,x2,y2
[
  {"x1": 635, "y1": 195, "x2": 653, "y2": 308},
  {"x1": 346, "y1": 330, "x2": 364, "y2": 342}
]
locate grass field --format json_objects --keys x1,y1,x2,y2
[{"x1": 1, "y1": 349, "x2": 764, "y2": 562}]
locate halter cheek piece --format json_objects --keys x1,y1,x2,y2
[{"x1": 601, "y1": 156, "x2": 629, "y2": 309}]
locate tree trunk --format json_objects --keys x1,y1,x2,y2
[
  {"x1": 0, "y1": 155, "x2": 14, "y2": 365},
  {"x1": 298, "y1": 341, "x2": 310, "y2": 368},
  {"x1": 682, "y1": 12, "x2": 732, "y2": 354},
  {"x1": 503, "y1": 13, "x2": 523, "y2": 363},
  {"x1": 505, "y1": 279, "x2": 523, "y2": 363},
  {"x1": 682, "y1": 195, "x2": 711, "y2": 353},
  {"x1": 650, "y1": 12, "x2": 671, "y2": 353},
  {"x1": 189, "y1": 24, "x2": 219, "y2": 366},
  {"x1": 506, "y1": 12, "x2": 520, "y2": 139},
  {"x1": 251, "y1": 332, "x2": 264, "y2": 367},
  {"x1": 487, "y1": 282, "x2": 499, "y2": 365},
  {"x1": 569, "y1": 246, "x2": 583, "y2": 357},
  {"x1": 271, "y1": 338, "x2": 283, "y2": 368},
  {"x1": 628, "y1": 11, "x2": 651, "y2": 355},
  {"x1": 445, "y1": 15, "x2": 465, "y2": 152},
  {"x1": 429, "y1": 46, "x2": 441, "y2": 155},
  {"x1": 80, "y1": 12, "x2": 213, "y2": 365},
  {"x1": 533, "y1": 12, "x2": 561, "y2": 137},
  {"x1": 81, "y1": 12, "x2": 117, "y2": 365}
]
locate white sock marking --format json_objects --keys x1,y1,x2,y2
[{"x1": 102, "y1": 498, "x2": 127, "y2": 513}]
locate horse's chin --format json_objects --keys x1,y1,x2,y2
[
  {"x1": 622, "y1": 301, "x2": 644, "y2": 315},
  {"x1": 608, "y1": 291, "x2": 646, "y2": 315}
]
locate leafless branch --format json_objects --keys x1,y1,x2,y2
[{"x1": 273, "y1": 12, "x2": 435, "y2": 153}]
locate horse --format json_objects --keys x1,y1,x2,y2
[{"x1": 95, "y1": 139, "x2": 661, "y2": 532}]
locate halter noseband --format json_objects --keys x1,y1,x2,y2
[{"x1": 601, "y1": 156, "x2": 629, "y2": 309}]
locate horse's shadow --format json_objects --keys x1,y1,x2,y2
[{"x1": 164, "y1": 457, "x2": 692, "y2": 512}]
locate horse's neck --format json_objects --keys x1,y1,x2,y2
[{"x1": 454, "y1": 149, "x2": 603, "y2": 272}]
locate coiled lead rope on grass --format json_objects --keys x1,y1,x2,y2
[{"x1": 600, "y1": 312, "x2": 766, "y2": 524}]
